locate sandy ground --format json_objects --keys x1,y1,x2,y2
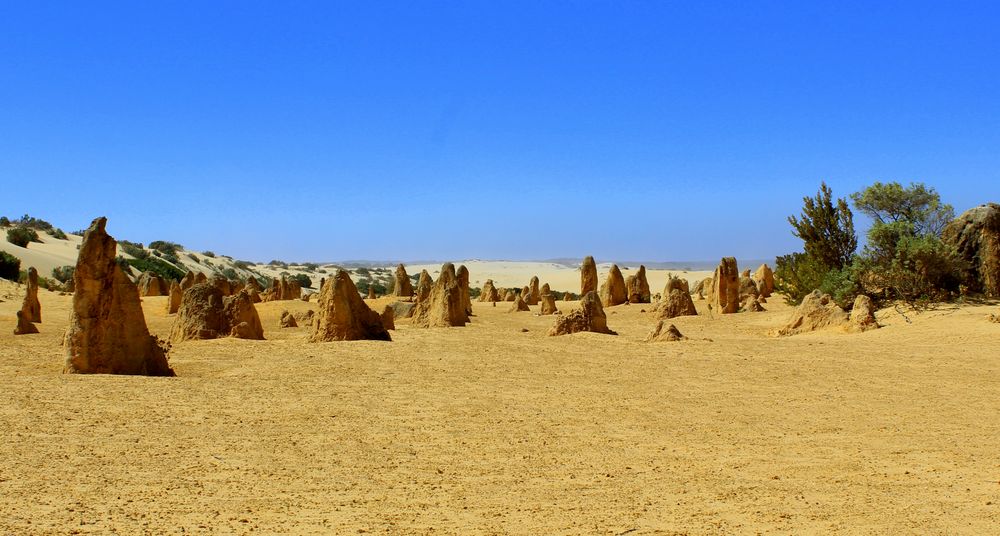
[{"x1": 1, "y1": 280, "x2": 999, "y2": 534}]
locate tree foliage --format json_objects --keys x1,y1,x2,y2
[
  {"x1": 850, "y1": 181, "x2": 954, "y2": 237},
  {"x1": 787, "y1": 182, "x2": 857, "y2": 271},
  {"x1": 0, "y1": 251, "x2": 20, "y2": 280}
]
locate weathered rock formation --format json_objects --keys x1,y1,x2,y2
[
  {"x1": 563, "y1": 292, "x2": 574, "y2": 301},
  {"x1": 657, "y1": 276, "x2": 697, "y2": 319},
  {"x1": 479, "y1": 279, "x2": 501, "y2": 302},
  {"x1": 526, "y1": 276, "x2": 541, "y2": 305},
  {"x1": 166, "y1": 280, "x2": 182, "y2": 314},
  {"x1": 581, "y1": 256, "x2": 598, "y2": 296},
  {"x1": 710, "y1": 257, "x2": 740, "y2": 314},
  {"x1": 393, "y1": 264, "x2": 414, "y2": 297},
  {"x1": 170, "y1": 285, "x2": 264, "y2": 341},
  {"x1": 739, "y1": 274, "x2": 759, "y2": 301},
  {"x1": 180, "y1": 271, "x2": 196, "y2": 291},
  {"x1": 63, "y1": 217, "x2": 173, "y2": 376},
  {"x1": 211, "y1": 275, "x2": 232, "y2": 296},
  {"x1": 741, "y1": 296, "x2": 765, "y2": 312},
  {"x1": 509, "y1": 293, "x2": 531, "y2": 312},
  {"x1": 367, "y1": 286, "x2": 376, "y2": 299},
  {"x1": 777, "y1": 290, "x2": 848, "y2": 336},
  {"x1": 849, "y1": 295, "x2": 879, "y2": 332},
  {"x1": 753, "y1": 264, "x2": 775, "y2": 298},
  {"x1": 645, "y1": 321, "x2": 685, "y2": 342},
  {"x1": 137, "y1": 271, "x2": 165, "y2": 297},
  {"x1": 625, "y1": 265, "x2": 651, "y2": 304},
  {"x1": 21, "y1": 266, "x2": 41, "y2": 323},
  {"x1": 539, "y1": 293, "x2": 558, "y2": 315},
  {"x1": 457, "y1": 265, "x2": 473, "y2": 316},
  {"x1": 294, "y1": 310, "x2": 315, "y2": 327},
  {"x1": 942, "y1": 203, "x2": 1000, "y2": 297},
  {"x1": 548, "y1": 291, "x2": 616, "y2": 336},
  {"x1": 309, "y1": 269, "x2": 390, "y2": 341},
  {"x1": 380, "y1": 305, "x2": 396, "y2": 330},
  {"x1": 599, "y1": 264, "x2": 627, "y2": 307},
  {"x1": 194, "y1": 272, "x2": 208, "y2": 285},
  {"x1": 280, "y1": 310, "x2": 297, "y2": 328},
  {"x1": 415, "y1": 270, "x2": 433, "y2": 303},
  {"x1": 503, "y1": 289, "x2": 516, "y2": 302},
  {"x1": 412, "y1": 264, "x2": 469, "y2": 328},
  {"x1": 14, "y1": 310, "x2": 38, "y2": 335},
  {"x1": 390, "y1": 301, "x2": 416, "y2": 319}
]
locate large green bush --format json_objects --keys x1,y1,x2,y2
[
  {"x1": 127, "y1": 256, "x2": 185, "y2": 282},
  {"x1": 7, "y1": 226, "x2": 40, "y2": 248},
  {"x1": 0, "y1": 251, "x2": 20, "y2": 280},
  {"x1": 51, "y1": 265, "x2": 75, "y2": 283}
]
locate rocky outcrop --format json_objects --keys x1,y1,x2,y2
[
  {"x1": 262, "y1": 276, "x2": 301, "y2": 302},
  {"x1": 412, "y1": 264, "x2": 469, "y2": 327},
  {"x1": 645, "y1": 321, "x2": 685, "y2": 342},
  {"x1": 849, "y1": 295, "x2": 879, "y2": 332},
  {"x1": 294, "y1": 310, "x2": 315, "y2": 327},
  {"x1": 563, "y1": 292, "x2": 574, "y2": 301},
  {"x1": 625, "y1": 265, "x2": 651, "y2": 304},
  {"x1": 509, "y1": 293, "x2": 531, "y2": 312},
  {"x1": 380, "y1": 305, "x2": 396, "y2": 330},
  {"x1": 393, "y1": 264, "x2": 414, "y2": 297},
  {"x1": 581, "y1": 256, "x2": 598, "y2": 296},
  {"x1": 942, "y1": 203, "x2": 1000, "y2": 297},
  {"x1": 211, "y1": 275, "x2": 232, "y2": 297},
  {"x1": 753, "y1": 264, "x2": 775, "y2": 298},
  {"x1": 777, "y1": 290, "x2": 849, "y2": 336},
  {"x1": 741, "y1": 296, "x2": 765, "y2": 312},
  {"x1": 457, "y1": 265, "x2": 473, "y2": 316},
  {"x1": 539, "y1": 293, "x2": 558, "y2": 315},
  {"x1": 710, "y1": 257, "x2": 740, "y2": 314},
  {"x1": 280, "y1": 310, "x2": 297, "y2": 328},
  {"x1": 309, "y1": 269, "x2": 390, "y2": 341},
  {"x1": 415, "y1": 270, "x2": 433, "y2": 303},
  {"x1": 63, "y1": 217, "x2": 173, "y2": 376},
  {"x1": 390, "y1": 301, "x2": 416, "y2": 319},
  {"x1": 171, "y1": 285, "x2": 265, "y2": 341},
  {"x1": 479, "y1": 279, "x2": 501, "y2": 302},
  {"x1": 739, "y1": 274, "x2": 759, "y2": 301},
  {"x1": 367, "y1": 286, "x2": 376, "y2": 299},
  {"x1": 194, "y1": 272, "x2": 208, "y2": 285},
  {"x1": 180, "y1": 271, "x2": 196, "y2": 291},
  {"x1": 21, "y1": 266, "x2": 41, "y2": 323},
  {"x1": 166, "y1": 280, "x2": 182, "y2": 314},
  {"x1": 14, "y1": 310, "x2": 38, "y2": 335},
  {"x1": 503, "y1": 289, "x2": 516, "y2": 301},
  {"x1": 548, "y1": 291, "x2": 616, "y2": 336},
  {"x1": 599, "y1": 264, "x2": 627, "y2": 307},
  {"x1": 526, "y1": 276, "x2": 541, "y2": 305},
  {"x1": 657, "y1": 276, "x2": 697, "y2": 319},
  {"x1": 137, "y1": 271, "x2": 166, "y2": 297}
]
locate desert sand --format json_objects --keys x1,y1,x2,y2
[{"x1": 1, "y1": 275, "x2": 998, "y2": 534}]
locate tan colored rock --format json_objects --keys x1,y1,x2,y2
[
  {"x1": 166, "y1": 280, "x2": 182, "y2": 314},
  {"x1": 645, "y1": 320, "x2": 685, "y2": 342},
  {"x1": 367, "y1": 286, "x2": 376, "y2": 299},
  {"x1": 539, "y1": 293, "x2": 558, "y2": 315},
  {"x1": 527, "y1": 276, "x2": 541, "y2": 305},
  {"x1": 194, "y1": 272, "x2": 208, "y2": 285},
  {"x1": 479, "y1": 279, "x2": 501, "y2": 302},
  {"x1": 293, "y1": 310, "x2": 315, "y2": 327},
  {"x1": 777, "y1": 290, "x2": 849, "y2": 336},
  {"x1": 412, "y1": 263, "x2": 469, "y2": 328},
  {"x1": 310, "y1": 269, "x2": 390, "y2": 341},
  {"x1": 170, "y1": 285, "x2": 263, "y2": 341},
  {"x1": 563, "y1": 292, "x2": 574, "y2": 301},
  {"x1": 211, "y1": 275, "x2": 232, "y2": 296},
  {"x1": 941, "y1": 203, "x2": 1000, "y2": 297},
  {"x1": 503, "y1": 289, "x2": 516, "y2": 302},
  {"x1": 741, "y1": 296, "x2": 765, "y2": 312},
  {"x1": 692, "y1": 277, "x2": 712, "y2": 300},
  {"x1": 625, "y1": 265, "x2": 651, "y2": 304},
  {"x1": 180, "y1": 271, "x2": 196, "y2": 291},
  {"x1": 739, "y1": 274, "x2": 759, "y2": 301},
  {"x1": 457, "y1": 265, "x2": 473, "y2": 316},
  {"x1": 599, "y1": 264, "x2": 627, "y2": 307},
  {"x1": 658, "y1": 277, "x2": 697, "y2": 319},
  {"x1": 393, "y1": 264, "x2": 414, "y2": 297},
  {"x1": 380, "y1": 305, "x2": 396, "y2": 330},
  {"x1": 247, "y1": 287, "x2": 262, "y2": 303},
  {"x1": 521, "y1": 285, "x2": 533, "y2": 305},
  {"x1": 710, "y1": 257, "x2": 740, "y2": 314},
  {"x1": 280, "y1": 310, "x2": 298, "y2": 328},
  {"x1": 581, "y1": 256, "x2": 598, "y2": 296},
  {"x1": 415, "y1": 270, "x2": 433, "y2": 303},
  {"x1": 753, "y1": 264, "x2": 775, "y2": 298},
  {"x1": 390, "y1": 301, "x2": 416, "y2": 319},
  {"x1": 509, "y1": 293, "x2": 530, "y2": 312},
  {"x1": 21, "y1": 266, "x2": 41, "y2": 323},
  {"x1": 137, "y1": 271, "x2": 166, "y2": 297},
  {"x1": 548, "y1": 291, "x2": 616, "y2": 336},
  {"x1": 245, "y1": 276, "x2": 262, "y2": 293},
  {"x1": 14, "y1": 310, "x2": 38, "y2": 335},
  {"x1": 849, "y1": 295, "x2": 879, "y2": 332},
  {"x1": 63, "y1": 217, "x2": 173, "y2": 376}
]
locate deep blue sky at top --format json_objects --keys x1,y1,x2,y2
[{"x1": 1, "y1": 2, "x2": 998, "y2": 263}]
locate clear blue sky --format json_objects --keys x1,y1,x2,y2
[{"x1": 2, "y1": 2, "x2": 998, "y2": 263}]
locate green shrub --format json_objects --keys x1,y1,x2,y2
[
  {"x1": 149, "y1": 240, "x2": 181, "y2": 256},
  {"x1": 119, "y1": 241, "x2": 148, "y2": 259},
  {"x1": 202, "y1": 251, "x2": 216, "y2": 258},
  {"x1": 817, "y1": 264, "x2": 862, "y2": 310},
  {"x1": 187, "y1": 253, "x2": 200, "y2": 263},
  {"x1": 127, "y1": 256, "x2": 185, "y2": 282},
  {"x1": 774, "y1": 252, "x2": 829, "y2": 305},
  {"x1": 52, "y1": 265, "x2": 75, "y2": 283},
  {"x1": 10, "y1": 214, "x2": 53, "y2": 232},
  {"x1": 49, "y1": 228, "x2": 68, "y2": 240},
  {"x1": 0, "y1": 216, "x2": 9, "y2": 227},
  {"x1": 0, "y1": 251, "x2": 20, "y2": 280},
  {"x1": 220, "y1": 267, "x2": 238, "y2": 280},
  {"x1": 6, "y1": 226, "x2": 40, "y2": 247},
  {"x1": 291, "y1": 273, "x2": 313, "y2": 289}
]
